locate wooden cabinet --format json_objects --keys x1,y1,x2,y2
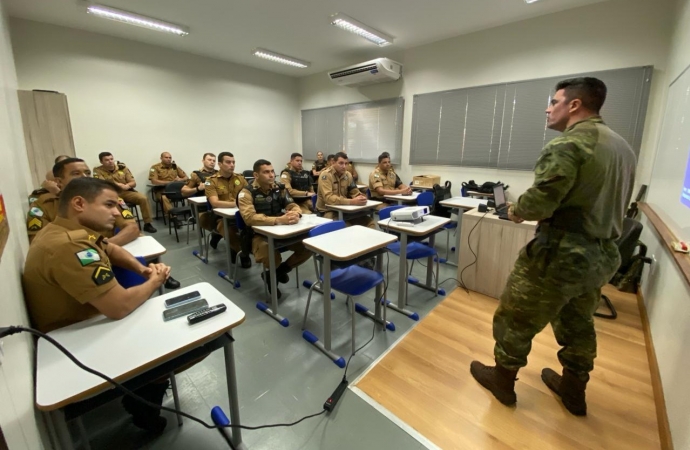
[
  {"x1": 17, "y1": 90, "x2": 76, "y2": 188},
  {"x1": 457, "y1": 209, "x2": 537, "y2": 299}
]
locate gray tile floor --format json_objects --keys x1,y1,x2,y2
[{"x1": 77, "y1": 217, "x2": 461, "y2": 450}]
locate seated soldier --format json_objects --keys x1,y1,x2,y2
[
  {"x1": 316, "y1": 152, "x2": 375, "y2": 229},
  {"x1": 148, "y1": 152, "x2": 188, "y2": 228},
  {"x1": 94, "y1": 152, "x2": 157, "y2": 233},
  {"x1": 238, "y1": 159, "x2": 312, "y2": 299},
  {"x1": 326, "y1": 154, "x2": 335, "y2": 167},
  {"x1": 369, "y1": 152, "x2": 412, "y2": 209},
  {"x1": 280, "y1": 152, "x2": 315, "y2": 214},
  {"x1": 40, "y1": 154, "x2": 70, "y2": 195},
  {"x1": 22, "y1": 177, "x2": 174, "y2": 433},
  {"x1": 181, "y1": 153, "x2": 217, "y2": 198},
  {"x1": 27, "y1": 158, "x2": 181, "y2": 289},
  {"x1": 311, "y1": 151, "x2": 327, "y2": 178},
  {"x1": 204, "y1": 152, "x2": 250, "y2": 267},
  {"x1": 345, "y1": 157, "x2": 358, "y2": 183}
]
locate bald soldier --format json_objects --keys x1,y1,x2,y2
[
  {"x1": 23, "y1": 177, "x2": 174, "y2": 433},
  {"x1": 94, "y1": 152, "x2": 157, "y2": 233},
  {"x1": 204, "y1": 152, "x2": 250, "y2": 266},
  {"x1": 470, "y1": 78, "x2": 636, "y2": 416},
  {"x1": 316, "y1": 152, "x2": 374, "y2": 228},
  {"x1": 27, "y1": 158, "x2": 140, "y2": 245},
  {"x1": 181, "y1": 153, "x2": 218, "y2": 198},
  {"x1": 148, "y1": 152, "x2": 188, "y2": 226},
  {"x1": 369, "y1": 152, "x2": 412, "y2": 208},
  {"x1": 238, "y1": 159, "x2": 312, "y2": 299},
  {"x1": 280, "y1": 152, "x2": 315, "y2": 214}
]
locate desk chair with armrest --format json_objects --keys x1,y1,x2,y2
[
  {"x1": 595, "y1": 217, "x2": 652, "y2": 319},
  {"x1": 162, "y1": 181, "x2": 195, "y2": 243}
]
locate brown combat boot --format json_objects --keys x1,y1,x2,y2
[
  {"x1": 470, "y1": 360, "x2": 518, "y2": 406},
  {"x1": 541, "y1": 368, "x2": 588, "y2": 416}
]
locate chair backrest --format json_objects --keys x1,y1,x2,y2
[
  {"x1": 366, "y1": 188, "x2": 372, "y2": 199},
  {"x1": 378, "y1": 205, "x2": 405, "y2": 220},
  {"x1": 234, "y1": 211, "x2": 247, "y2": 230},
  {"x1": 308, "y1": 220, "x2": 345, "y2": 238},
  {"x1": 112, "y1": 256, "x2": 148, "y2": 288},
  {"x1": 163, "y1": 181, "x2": 187, "y2": 201},
  {"x1": 616, "y1": 218, "x2": 644, "y2": 269},
  {"x1": 242, "y1": 170, "x2": 254, "y2": 178},
  {"x1": 431, "y1": 181, "x2": 453, "y2": 218},
  {"x1": 416, "y1": 191, "x2": 434, "y2": 207}
]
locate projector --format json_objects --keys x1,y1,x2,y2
[{"x1": 391, "y1": 206, "x2": 430, "y2": 224}]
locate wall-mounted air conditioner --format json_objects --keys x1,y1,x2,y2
[{"x1": 328, "y1": 58, "x2": 402, "y2": 87}]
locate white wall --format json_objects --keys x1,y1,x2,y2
[
  {"x1": 10, "y1": 18, "x2": 299, "y2": 187},
  {"x1": 298, "y1": 0, "x2": 672, "y2": 200},
  {"x1": 0, "y1": 1, "x2": 47, "y2": 449},
  {"x1": 639, "y1": 0, "x2": 690, "y2": 448}
]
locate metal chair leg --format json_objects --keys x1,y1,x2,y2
[
  {"x1": 302, "y1": 282, "x2": 319, "y2": 329},
  {"x1": 169, "y1": 372, "x2": 183, "y2": 427},
  {"x1": 232, "y1": 250, "x2": 241, "y2": 288},
  {"x1": 76, "y1": 416, "x2": 92, "y2": 450},
  {"x1": 435, "y1": 253, "x2": 439, "y2": 296},
  {"x1": 349, "y1": 295, "x2": 356, "y2": 356}
]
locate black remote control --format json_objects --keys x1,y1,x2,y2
[{"x1": 187, "y1": 304, "x2": 227, "y2": 324}]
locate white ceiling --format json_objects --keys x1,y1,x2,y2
[{"x1": 5, "y1": 0, "x2": 608, "y2": 77}]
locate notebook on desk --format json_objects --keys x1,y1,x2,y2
[{"x1": 493, "y1": 184, "x2": 510, "y2": 220}]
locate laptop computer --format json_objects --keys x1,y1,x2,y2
[{"x1": 492, "y1": 183, "x2": 510, "y2": 220}]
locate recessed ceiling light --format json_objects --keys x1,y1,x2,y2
[
  {"x1": 251, "y1": 48, "x2": 311, "y2": 68},
  {"x1": 329, "y1": 13, "x2": 394, "y2": 47},
  {"x1": 86, "y1": 4, "x2": 189, "y2": 36}
]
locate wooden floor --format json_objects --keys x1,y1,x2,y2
[{"x1": 354, "y1": 286, "x2": 661, "y2": 450}]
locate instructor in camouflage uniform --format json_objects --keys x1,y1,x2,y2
[{"x1": 470, "y1": 78, "x2": 636, "y2": 416}]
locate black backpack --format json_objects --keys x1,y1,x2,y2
[
  {"x1": 432, "y1": 181, "x2": 453, "y2": 218},
  {"x1": 462, "y1": 180, "x2": 509, "y2": 195}
]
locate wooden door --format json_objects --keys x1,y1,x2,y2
[{"x1": 17, "y1": 90, "x2": 76, "y2": 188}]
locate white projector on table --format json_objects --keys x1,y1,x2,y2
[{"x1": 391, "y1": 206, "x2": 430, "y2": 224}]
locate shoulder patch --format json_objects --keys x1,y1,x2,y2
[
  {"x1": 321, "y1": 175, "x2": 327, "y2": 180},
  {"x1": 238, "y1": 192, "x2": 245, "y2": 199},
  {"x1": 29, "y1": 207, "x2": 44, "y2": 217},
  {"x1": 150, "y1": 168, "x2": 155, "y2": 172},
  {"x1": 28, "y1": 217, "x2": 42, "y2": 231},
  {"x1": 234, "y1": 179, "x2": 240, "y2": 186},
  {"x1": 76, "y1": 248, "x2": 101, "y2": 266},
  {"x1": 92, "y1": 266, "x2": 114, "y2": 286},
  {"x1": 122, "y1": 209, "x2": 134, "y2": 219},
  {"x1": 374, "y1": 174, "x2": 379, "y2": 178},
  {"x1": 205, "y1": 181, "x2": 211, "y2": 186},
  {"x1": 93, "y1": 174, "x2": 100, "y2": 179}
]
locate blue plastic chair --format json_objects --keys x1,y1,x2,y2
[
  {"x1": 311, "y1": 194, "x2": 317, "y2": 211},
  {"x1": 417, "y1": 190, "x2": 457, "y2": 263},
  {"x1": 379, "y1": 205, "x2": 441, "y2": 304},
  {"x1": 302, "y1": 221, "x2": 387, "y2": 357}
]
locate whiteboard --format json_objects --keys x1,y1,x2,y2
[{"x1": 647, "y1": 64, "x2": 690, "y2": 241}]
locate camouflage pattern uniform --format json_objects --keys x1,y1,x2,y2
[{"x1": 493, "y1": 116, "x2": 637, "y2": 379}]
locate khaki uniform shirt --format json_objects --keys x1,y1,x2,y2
[
  {"x1": 347, "y1": 162, "x2": 358, "y2": 181},
  {"x1": 238, "y1": 180, "x2": 301, "y2": 226},
  {"x1": 148, "y1": 163, "x2": 187, "y2": 182},
  {"x1": 93, "y1": 165, "x2": 135, "y2": 185},
  {"x1": 204, "y1": 173, "x2": 248, "y2": 203},
  {"x1": 22, "y1": 217, "x2": 118, "y2": 332},
  {"x1": 316, "y1": 167, "x2": 361, "y2": 212},
  {"x1": 186, "y1": 168, "x2": 218, "y2": 190},
  {"x1": 280, "y1": 168, "x2": 314, "y2": 197},
  {"x1": 369, "y1": 167, "x2": 402, "y2": 200},
  {"x1": 27, "y1": 192, "x2": 133, "y2": 242}
]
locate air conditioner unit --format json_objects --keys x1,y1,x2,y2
[{"x1": 328, "y1": 58, "x2": 402, "y2": 87}]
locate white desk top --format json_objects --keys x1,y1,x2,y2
[
  {"x1": 303, "y1": 225, "x2": 397, "y2": 261},
  {"x1": 378, "y1": 215, "x2": 451, "y2": 236},
  {"x1": 326, "y1": 200, "x2": 382, "y2": 212},
  {"x1": 253, "y1": 215, "x2": 332, "y2": 238},
  {"x1": 440, "y1": 197, "x2": 487, "y2": 210},
  {"x1": 188, "y1": 196, "x2": 208, "y2": 205},
  {"x1": 464, "y1": 208, "x2": 538, "y2": 229},
  {"x1": 121, "y1": 236, "x2": 166, "y2": 259},
  {"x1": 356, "y1": 184, "x2": 368, "y2": 191},
  {"x1": 384, "y1": 192, "x2": 420, "y2": 202},
  {"x1": 35, "y1": 282, "x2": 245, "y2": 411},
  {"x1": 213, "y1": 207, "x2": 239, "y2": 218}
]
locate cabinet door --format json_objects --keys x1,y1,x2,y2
[{"x1": 18, "y1": 90, "x2": 76, "y2": 188}]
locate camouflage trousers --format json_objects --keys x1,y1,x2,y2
[{"x1": 493, "y1": 229, "x2": 620, "y2": 378}]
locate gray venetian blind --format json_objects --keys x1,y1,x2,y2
[
  {"x1": 410, "y1": 66, "x2": 653, "y2": 170},
  {"x1": 302, "y1": 97, "x2": 404, "y2": 163}
]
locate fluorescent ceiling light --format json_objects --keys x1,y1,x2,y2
[
  {"x1": 251, "y1": 48, "x2": 310, "y2": 68},
  {"x1": 86, "y1": 4, "x2": 189, "y2": 36},
  {"x1": 524, "y1": 0, "x2": 541, "y2": 3},
  {"x1": 330, "y1": 13, "x2": 394, "y2": 47}
]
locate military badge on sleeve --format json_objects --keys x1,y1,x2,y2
[
  {"x1": 122, "y1": 210, "x2": 133, "y2": 219},
  {"x1": 76, "y1": 249, "x2": 101, "y2": 266},
  {"x1": 29, "y1": 207, "x2": 44, "y2": 217},
  {"x1": 92, "y1": 266, "x2": 114, "y2": 286},
  {"x1": 28, "y1": 218, "x2": 42, "y2": 231}
]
